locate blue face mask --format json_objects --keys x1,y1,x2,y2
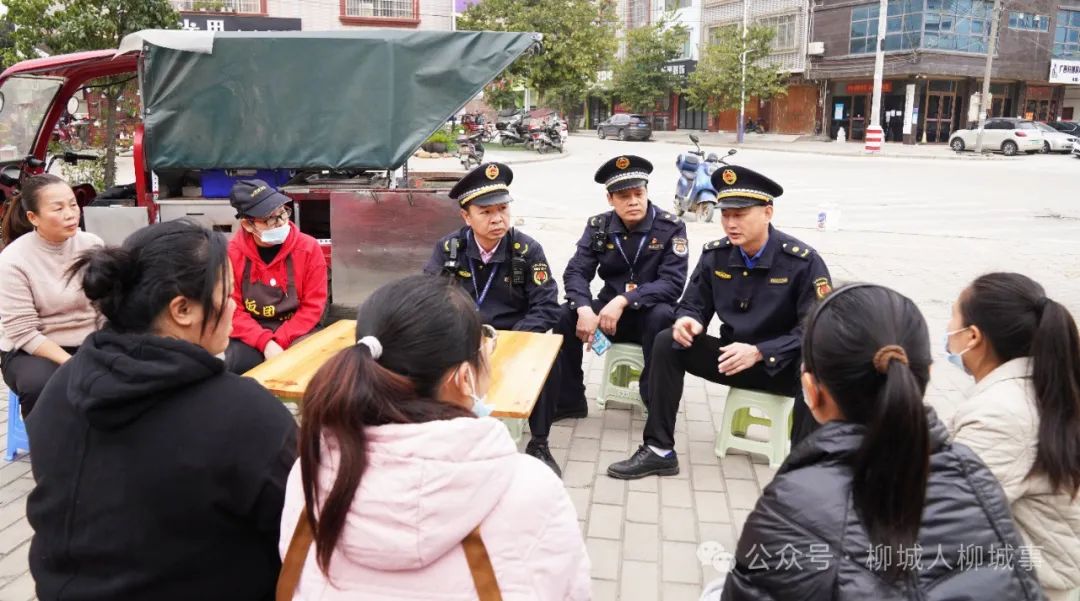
[
  {"x1": 944, "y1": 328, "x2": 971, "y2": 374},
  {"x1": 258, "y1": 223, "x2": 290, "y2": 246},
  {"x1": 471, "y1": 394, "x2": 494, "y2": 418}
]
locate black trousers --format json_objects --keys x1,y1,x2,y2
[
  {"x1": 552, "y1": 300, "x2": 675, "y2": 417},
  {"x1": 643, "y1": 328, "x2": 818, "y2": 449},
  {"x1": 1, "y1": 347, "x2": 79, "y2": 418},
  {"x1": 225, "y1": 328, "x2": 320, "y2": 375}
]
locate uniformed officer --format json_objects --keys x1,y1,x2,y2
[
  {"x1": 422, "y1": 162, "x2": 562, "y2": 475},
  {"x1": 607, "y1": 164, "x2": 832, "y2": 480},
  {"x1": 552, "y1": 155, "x2": 689, "y2": 422}
]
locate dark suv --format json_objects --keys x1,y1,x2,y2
[{"x1": 597, "y1": 114, "x2": 652, "y2": 141}]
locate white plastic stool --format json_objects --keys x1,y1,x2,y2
[
  {"x1": 714, "y1": 388, "x2": 794, "y2": 469},
  {"x1": 596, "y1": 343, "x2": 647, "y2": 415}
]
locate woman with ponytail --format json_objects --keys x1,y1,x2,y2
[
  {"x1": 947, "y1": 272, "x2": 1080, "y2": 600},
  {"x1": 277, "y1": 275, "x2": 589, "y2": 600},
  {"x1": 0, "y1": 174, "x2": 101, "y2": 417},
  {"x1": 26, "y1": 220, "x2": 297, "y2": 601},
  {"x1": 717, "y1": 284, "x2": 1043, "y2": 600}
]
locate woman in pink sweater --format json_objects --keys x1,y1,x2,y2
[
  {"x1": 278, "y1": 275, "x2": 590, "y2": 600},
  {"x1": 0, "y1": 174, "x2": 101, "y2": 417}
]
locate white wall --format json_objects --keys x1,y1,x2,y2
[{"x1": 1065, "y1": 86, "x2": 1080, "y2": 121}]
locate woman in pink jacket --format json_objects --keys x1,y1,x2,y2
[{"x1": 278, "y1": 275, "x2": 590, "y2": 600}]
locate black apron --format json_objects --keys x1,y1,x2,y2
[{"x1": 241, "y1": 256, "x2": 299, "y2": 332}]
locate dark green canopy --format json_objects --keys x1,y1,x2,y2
[{"x1": 136, "y1": 30, "x2": 539, "y2": 170}]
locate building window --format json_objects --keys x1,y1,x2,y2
[
  {"x1": 759, "y1": 14, "x2": 798, "y2": 51},
  {"x1": 343, "y1": 0, "x2": 417, "y2": 19},
  {"x1": 629, "y1": 0, "x2": 650, "y2": 29},
  {"x1": 849, "y1": 0, "x2": 921, "y2": 54},
  {"x1": 1055, "y1": 10, "x2": 1080, "y2": 58},
  {"x1": 708, "y1": 24, "x2": 737, "y2": 46},
  {"x1": 666, "y1": 0, "x2": 691, "y2": 10},
  {"x1": 923, "y1": 0, "x2": 993, "y2": 53},
  {"x1": 171, "y1": 0, "x2": 263, "y2": 13},
  {"x1": 1008, "y1": 12, "x2": 1049, "y2": 32}
]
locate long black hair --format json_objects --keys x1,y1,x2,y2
[
  {"x1": 299, "y1": 275, "x2": 486, "y2": 575},
  {"x1": 1, "y1": 173, "x2": 67, "y2": 245},
  {"x1": 68, "y1": 219, "x2": 231, "y2": 335},
  {"x1": 960, "y1": 273, "x2": 1080, "y2": 499},
  {"x1": 803, "y1": 283, "x2": 931, "y2": 580}
]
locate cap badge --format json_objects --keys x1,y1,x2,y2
[
  {"x1": 485, "y1": 164, "x2": 500, "y2": 180},
  {"x1": 251, "y1": 185, "x2": 268, "y2": 197},
  {"x1": 721, "y1": 169, "x2": 737, "y2": 186},
  {"x1": 615, "y1": 156, "x2": 630, "y2": 170}
]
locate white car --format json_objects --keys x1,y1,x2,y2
[
  {"x1": 1035, "y1": 122, "x2": 1078, "y2": 153},
  {"x1": 1073, "y1": 139, "x2": 1080, "y2": 158},
  {"x1": 949, "y1": 118, "x2": 1044, "y2": 156}
]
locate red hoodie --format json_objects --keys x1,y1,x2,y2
[{"x1": 228, "y1": 222, "x2": 327, "y2": 352}]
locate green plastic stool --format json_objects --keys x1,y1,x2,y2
[
  {"x1": 500, "y1": 417, "x2": 525, "y2": 443},
  {"x1": 596, "y1": 343, "x2": 648, "y2": 415},
  {"x1": 714, "y1": 388, "x2": 794, "y2": 469}
]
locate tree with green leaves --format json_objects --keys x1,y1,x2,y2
[
  {"x1": 611, "y1": 19, "x2": 687, "y2": 114},
  {"x1": 483, "y1": 77, "x2": 522, "y2": 111},
  {"x1": 685, "y1": 24, "x2": 787, "y2": 118},
  {"x1": 2, "y1": 0, "x2": 178, "y2": 188},
  {"x1": 458, "y1": 0, "x2": 618, "y2": 121}
]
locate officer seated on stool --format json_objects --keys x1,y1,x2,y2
[
  {"x1": 608, "y1": 164, "x2": 833, "y2": 480},
  {"x1": 552, "y1": 155, "x2": 688, "y2": 422},
  {"x1": 224, "y1": 179, "x2": 328, "y2": 374},
  {"x1": 423, "y1": 162, "x2": 562, "y2": 475}
]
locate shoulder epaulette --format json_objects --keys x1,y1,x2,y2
[
  {"x1": 657, "y1": 211, "x2": 681, "y2": 225},
  {"x1": 703, "y1": 238, "x2": 730, "y2": 251},
  {"x1": 780, "y1": 241, "x2": 814, "y2": 260}
]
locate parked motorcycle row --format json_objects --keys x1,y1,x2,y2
[{"x1": 452, "y1": 112, "x2": 570, "y2": 169}]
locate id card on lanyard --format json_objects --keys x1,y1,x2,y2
[
  {"x1": 466, "y1": 231, "x2": 500, "y2": 307},
  {"x1": 613, "y1": 206, "x2": 654, "y2": 292}
]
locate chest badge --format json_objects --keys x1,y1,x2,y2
[
  {"x1": 458, "y1": 270, "x2": 472, "y2": 278},
  {"x1": 714, "y1": 270, "x2": 732, "y2": 280},
  {"x1": 648, "y1": 237, "x2": 663, "y2": 251},
  {"x1": 769, "y1": 277, "x2": 789, "y2": 285},
  {"x1": 672, "y1": 237, "x2": 688, "y2": 257}
]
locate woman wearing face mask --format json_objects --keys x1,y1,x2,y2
[
  {"x1": 715, "y1": 284, "x2": 1044, "y2": 600},
  {"x1": 224, "y1": 179, "x2": 327, "y2": 373},
  {"x1": 0, "y1": 174, "x2": 102, "y2": 417},
  {"x1": 26, "y1": 220, "x2": 298, "y2": 601},
  {"x1": 277, "y1": 275, "x2": 590, "y2": 600},
  {"x1": 946, "y1": 273, "x2": 1080, "y2": 601}
]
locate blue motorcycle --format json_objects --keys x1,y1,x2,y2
[{"x1": 674, "y1": 134, "x2": 735, "y2": 223}]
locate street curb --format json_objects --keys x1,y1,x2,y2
[
  {"x1": 650, "y1": 137, "x2": 1007, "y2": 161},
  {"x1": 568, "y1": 131, "x2": 1007, "y2": 161}
]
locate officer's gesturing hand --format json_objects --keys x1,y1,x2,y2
[
  {"x1": 672, "y1": 316, "x2": 704, "y2": 348},
  {"x1": 576, "y1": 307, "x2": 601, "y2": 343},
  {"x1": 598, "y1": 296, "x2": 629, "y2": 336},
  {"x1": 718, "y1": 342, "x2": 763, "y2": 376}
]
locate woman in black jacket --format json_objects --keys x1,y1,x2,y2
[
  {"x1": 26, "y1": 220, "x2": 298, "y2": 601},
  {"x1": 719, "y1": 283, "x2": 1045, "y2": 600}
]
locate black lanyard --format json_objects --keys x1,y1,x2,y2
[{"x1": 612, "y1": 206, "x2": 654, "y2": 281}]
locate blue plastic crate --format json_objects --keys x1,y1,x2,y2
[{"x1": 200, "y1": 169, "x2": 293, "y2": 198}]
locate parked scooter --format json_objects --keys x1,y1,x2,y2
[
  {"x1": 674, "y1": 134, "x2": 736, "y2": 223},
  {"x1": 745, "y1": 117, "x2": 766, "y2": 134},
  {"x1": 457, "y1": 131, "x2": 486, "y2": 169},
  {"x1": 535, "y1": 122, "x2": 564, "y2": 153},
  {"x1": 497, "y1": 116, "x2": 529, "y2": 146}
]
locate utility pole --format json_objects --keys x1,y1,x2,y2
[
  {"x1": 737, "y1": 0, "x2": 749, "y2": 144},
  {"x1": 974, "y1": 0, "x2": 1003, "y2": 154},
  {"x1": 866, "y1": 0, "x2": 888, "y2": 152}
]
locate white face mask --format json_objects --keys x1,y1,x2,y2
[
  {"x1": 258, "y1": 223, "x2": 289, "y2": 246},
  {"x1": 460, "y1": 366, "x2": 494, "y2": 417}
]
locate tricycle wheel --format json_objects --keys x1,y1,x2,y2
[
  {"x1": 501, "y1": 138, "x2": 512, "y2": 147},
  {"x1": 696, "y1": 202, "x2": 715, "y2": 223}
]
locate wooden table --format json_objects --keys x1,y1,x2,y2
[{"x1": 245, "y1": 320, "x2": 562, "y2": 419}]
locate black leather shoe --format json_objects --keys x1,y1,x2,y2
[
  {"x1": 526, "y1": 439, "x2": 562, "y2": 478},
  {"x1": 607, "y1": 445, "x2": 679, "y2": 480},
  {"x1": 553, "y1": 406, "x2": 588, "y2": 423}
]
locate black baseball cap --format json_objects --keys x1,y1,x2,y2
[{"x1": 229, "y1": 179, "x2": 291, "y2": 219}]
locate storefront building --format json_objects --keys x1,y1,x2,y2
[{"x1": 810, "y1": 0, "x2": 1072, "y2": 143}]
